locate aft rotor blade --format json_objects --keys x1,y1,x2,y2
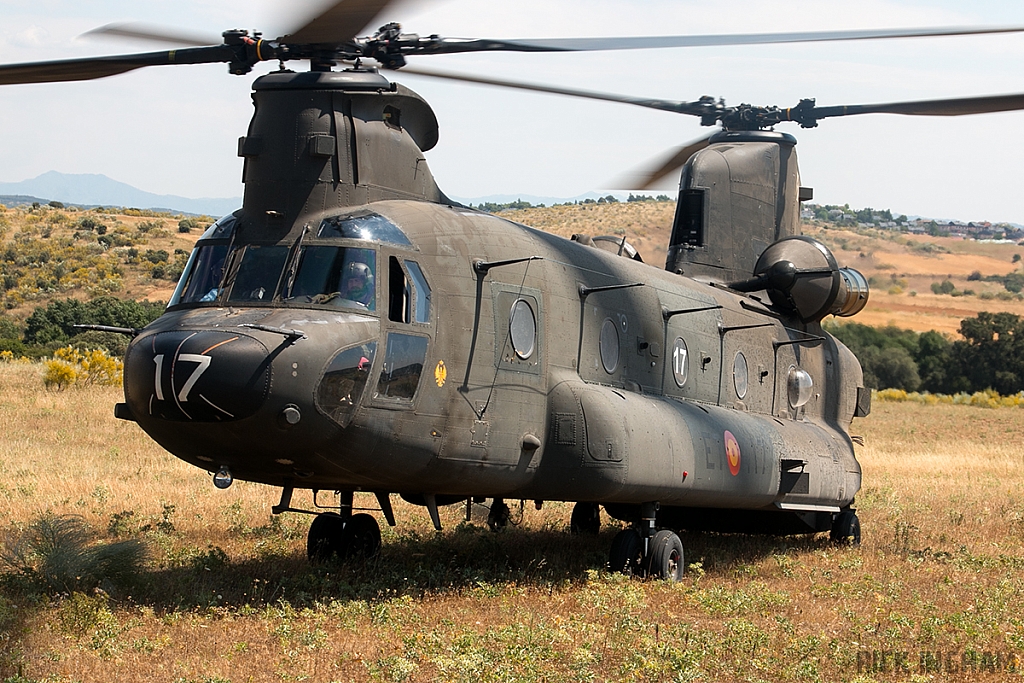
[
  {"x1": 610, "y1": 133, "x2": 716, "y2": 191},
  {"x1": 809, "y1": 92, "x2": 1024, "y2": 121},
  {"x1": 400, "y1": 66, "x2": 697, "y2": 115},
  {"x1": 83, "y1": 23, "x2": 221, "y2": 47},
  {"x1": 416, "y1": 24, "x2": 1024, "y2": 54},
  {"x1": 0, "y1": 46, "x2": 234, "y2": 86},
  {"x1": 282, "y1": 0, "x2": 399, "y2": 45}
]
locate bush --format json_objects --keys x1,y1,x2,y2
[
  {"x1": 43, "y1": 346, "x2": 123, "y2": 389},
  {"x1": 144, "y1": 249, "x2": 168, "y2": 264},
  {"x1": 178, "y1": 218, "x2": 199, "y2": 233},
  {"x1": 1, "y1": 514, "x2": 147, "y2": 593}
]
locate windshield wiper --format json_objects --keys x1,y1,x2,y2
[{"x1": 279, "y1": 225, "x2": 309, "y2": 301}]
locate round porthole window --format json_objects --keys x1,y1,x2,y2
[
  {"x1": 733, "y1": 352, "x2": 748, "y2": 399},
  {"x1": 509, "y1": 299, "x2": 536, "y2": 359},
  {"x1": 672, "y1": 337, "x2": 689, "y2": 387},
  {"x1": 599, "y1": 318, "x2": 619, "y2": 374}
]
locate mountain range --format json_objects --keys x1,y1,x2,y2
[
  {"x1": 0, "y1": 172, "x2": 242, "y2": 217},
  {"x1": 0, "y1": 172, "x2": 658, "y2": 216}
]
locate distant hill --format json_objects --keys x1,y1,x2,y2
[{"x1": 0, "y1": 172, "x2": 241, "y2": 217}]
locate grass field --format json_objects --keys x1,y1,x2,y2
[{"x1": 2, "y1": 363, "x2": 1023, "y2": 682}]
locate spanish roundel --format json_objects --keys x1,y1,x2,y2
[{"x1": 725, "y1": 430, "x2": 741, "y2": 476}]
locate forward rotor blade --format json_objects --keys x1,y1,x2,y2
[
  {"x1": 610, "y1": 133, "x2": 716, "y2": 191},
  {"x1": 810, "y1": 92, "x2": 1024, "y2": 121},
  {"x1": 282, "y1": 0, "x2": 398, "y2": 45},
  {"x1": 83, "y1": 23, "x2": 220, "y2": 47},
  {"x1": 0, "y1": 46, "x2": 234, "y2": 86},
  {"x1": 416, "y1": 24, "x2": 1024, "y2": 55},
  {"x1": 399, "y1": 66, "x2": 696, "y2": 115}
]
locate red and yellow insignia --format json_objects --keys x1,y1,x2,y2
[
  {"x1": 434, "y1": 360, "x2": 447, "y2": 388},
  {"x1": 725, "y1": 430, "x2": 741, "y2": 476}
]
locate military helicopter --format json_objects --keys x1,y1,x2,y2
[{"x1": 4, "y1": 0, "x2": 1024, "y2": 580}]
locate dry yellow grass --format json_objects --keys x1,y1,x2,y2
[{"x1": 2, "y1": 362, "x2": 1024, "y2": 682}]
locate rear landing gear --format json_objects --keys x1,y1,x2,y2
[
  {"x1": 607, "y1": 502, "x2": 684, "y2": 581},
  {"x1": 306, "y1": 511, "x2": 382, "y2": 563},
  {"x1": 831, "y1": 509, "x2": 861, "y2": 546},
  {"x1": 645, "y1": 529, "x2": 684, "y2": 581}
]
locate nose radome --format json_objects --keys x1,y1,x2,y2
[{"x1": 124, "y1": 330, "x2": 271, "y2": 422}]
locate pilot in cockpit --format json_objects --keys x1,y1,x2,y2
[{"x1": 341, "y1": 260, "x2": 374, "y2": 308}]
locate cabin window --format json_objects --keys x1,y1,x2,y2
[
  {"x1": 318, "y1": 211, "x2": 412, "y2": 246},
  {"x1": 377, "y1": 333, "x2": 429, "y2": 401},
  {"x1": 599, "y1": 318, "x2": 619, "y2": 374},
  {"x1": 316, "y1": 342, "x2": 377, "y2": 427},
  {"x1": 733, "y1": 352, "x2": 749, "y2": 399},
  {"x1": 509, "y1": 299, "x2": 536, "y2": 360},
  {"x1": 285, "y1": 246, "x2": 376, "y2": 310}
]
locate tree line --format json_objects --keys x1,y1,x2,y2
[
  {"x1": 827, "y1": 312, "x2": 1024, "y2": 395},
  {"x1": 0, "y1": 297, "x2": 165, "y2": 358},
  {"x1": 2, "y1": 297, "x2": 1021, "y2": 397}
]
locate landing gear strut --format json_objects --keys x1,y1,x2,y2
[{"x1": 607, "y1": 501, "x2": 684, "y2": 581}]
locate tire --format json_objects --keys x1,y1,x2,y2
[
  {"x1": 570, "y1": 502, "x2": 601, "y2": 535},
  {"x1": 831, "y1": 509, "x2": 861, "y2": 546},
  {"x1": 340, "y1": 513, "x2": 382, "y2": 560},
  {"x1": 608, "y1": 528, "x2": 645, "y2": 577},
  {"x1": 487, "y1": 499, "x2": 511, "y2": 532},
  {"x1": 645, "y1": 530, "x2": 684, "y2": 581},
  {"x1": 306, "y1": 512, "x2": 345, "y2": 563}
]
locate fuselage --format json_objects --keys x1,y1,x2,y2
[{"x1": 121, "y1": 199, "x2": 864, "y2": 522}]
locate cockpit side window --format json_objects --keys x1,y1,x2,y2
[
  {"x1": 405, "y1": 260, "x2": 431, "y2": 323},
  {"x1": 170, "y1": 242, "x2": 229, "y2": 306},
  {"x1": 387, "y1": 258, "x2": 431, "y2": 324}
]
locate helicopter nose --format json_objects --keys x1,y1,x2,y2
[{"x1": 124, "y1": 330, "x2": 271, "y2": 422}]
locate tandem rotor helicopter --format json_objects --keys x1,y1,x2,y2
[{"x1": 4, "y1": 0, "x2": 1024, "y2": 581}]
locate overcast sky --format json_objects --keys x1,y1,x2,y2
[{"x1": 2, "y1": 0, "x2": 1024, "y2": 222}]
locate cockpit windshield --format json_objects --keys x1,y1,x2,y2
[
  {"x1": 283, "y1": 246, "x2": 377, "y2": 310},
  {"x1": 170, "y1": 242, "x2": 377, "y2": 311}
]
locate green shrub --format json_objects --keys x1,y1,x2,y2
[{"x1": 1, "y1": 514, "x2": 147, "y2": 593}]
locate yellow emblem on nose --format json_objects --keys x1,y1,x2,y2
[{"x1": 434, "y1": 360, "x2": 447, "y2": 387}]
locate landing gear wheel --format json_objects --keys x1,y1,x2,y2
[
  {"x1": 306, "y1": 512, "x2": 345, "y2": 563},
  {"x1": 608, "y1": 528, "x2": 645, "y2": 577},
  {"x1": 831, "y1": 509, "x2": 861, "y2": 546},
  {"x1": 340, "y1": 513, "x2": 382, "y2": 560},
  {"x1": 645, "y1": 530, "x2": 684, "y2": 581},
  {"x1": 570, "y1": 502, "x2": 601, "y2": 535},
  {"x1": 487, "y1": 499, "x2": 511, "y2": 532}
]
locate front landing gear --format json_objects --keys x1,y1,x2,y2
[
  {"x1": 306, "y1": 510, "x2": 382, "y2": 563},
  {"x1": 607, "y1": 502, "x2": 684, "y2": 581}
]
